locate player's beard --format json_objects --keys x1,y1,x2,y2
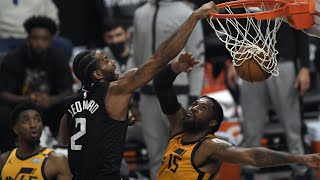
[
  {"x1": 104, "y1": 71, "x2": 117, "y2": 82},
  {"x1": 183, "y1": 117, "x2": 208, "y2": 133}
]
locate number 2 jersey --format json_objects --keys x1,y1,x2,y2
[
  {"x1": 65, "y1": 82, "x2": 128, "y2": 180},
  {"x1": 158, "y1": 133, "x2": 219, "y2": 180}
]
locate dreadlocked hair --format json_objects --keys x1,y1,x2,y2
[{"x1": 73, "y1": 50, "x2": 99, "y2": 89}]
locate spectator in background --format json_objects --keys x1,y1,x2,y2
[
  {"x1": 132, "y1": 0, "x2": 205, "y2": 179},
  {"x1": 0, "y1": 0, "x2": 73, "y2": 58},
  {"x1": 227, "y1": 23, "x2": 311, "y2": 179},
  {"x1": 103, "y1": 22, "x2": 133, "y2": 73},
  {"x1": 0, "y1": 102, "x2": 72, "y2": 180},
  {"x1": 0, "y1": 16, "x2": 73, "y2": 153}
]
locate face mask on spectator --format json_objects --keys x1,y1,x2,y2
[{"x1": 109, "y1": 42, "x2": 125, "y2": 57}]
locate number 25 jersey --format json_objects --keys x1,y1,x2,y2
[{"x1": 158, "y1": 133, "x2": 219, "y2": 180}]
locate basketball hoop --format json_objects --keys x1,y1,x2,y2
[{"x1": 207, "y1": 0, "x2": 314, "y2": 76}]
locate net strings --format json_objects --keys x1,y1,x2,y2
[{"x1": 207, "y1": 3, "x2": 283, "y2": 76}]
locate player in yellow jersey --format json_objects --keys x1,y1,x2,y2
[
  {"x1": 154, "y1": 53, "x2": 320, "y2": 180},
  {"x1": 0, "y1": 102, "x2": 72, "y2": 180}
]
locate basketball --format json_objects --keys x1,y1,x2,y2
[{"x1": 234, "y1": 46, "x2": 272, "y2": 82}]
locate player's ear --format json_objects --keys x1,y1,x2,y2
[
  {"x1": 209, "y1": 120, "x2": 217, "y2": 128},
  {"x1": 93, "y1": 70, "x2": 103, "y2": 80},
  {"x1": 13, "y1": 125, "x2": 18, "y2": 135}
]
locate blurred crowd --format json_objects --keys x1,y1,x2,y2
[{"x1": 0, "y1": 0, "x2": 320, "y2": 179}]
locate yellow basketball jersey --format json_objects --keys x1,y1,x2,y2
[
  {"x1": 158, "y1": 133, "x2": 219, "y2": 180},
  {"x1": 1, "y1": 148, "x2": 53, "y2": 180}
]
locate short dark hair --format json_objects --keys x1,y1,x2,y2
[
  {"x1": 103, "y1": 21, "x2": 127, "y2": 34},
  {"x1": 73, "y1": 50, "x2": 99, "y2": 87},
  {"x1": 11, "y1": 101, "x2": 43, "y2": 127},
  {"x1": 23, "y1": 16, "x2": 58, "y2": 35},
  {"x1": 201, "y1": 96, "x2": 224, "y2": 133}
]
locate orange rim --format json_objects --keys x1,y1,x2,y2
[{"x1": 209, "y1": 0, "x2": 308, "y2": 19}]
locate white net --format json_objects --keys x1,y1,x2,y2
[{"x1": 207, "y1": 3, "x2": 284, "y2": 76}]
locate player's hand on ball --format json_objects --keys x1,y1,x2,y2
[{"x1": 178, "y1": 53, "x2": 200, "y2": 73}]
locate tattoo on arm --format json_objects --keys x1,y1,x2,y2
[
  {"x1": 252, "y1": 148, "x2": 298, "y2": 167},
  {"x1": 213, "y1": 141, "x2": 300, "y2": 167}
]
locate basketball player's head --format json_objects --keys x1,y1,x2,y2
[
  {"x1": 184, "y1": 96, "x2": 224, "y2": 134},
  {"x1": 11, "y1": 102, "x2": 43, "y2": 146},
  {"x1": 73, "y1": 50, "x2": 119, "y2": 87},
  {"x1": 24, "y1": 16, "x2": 57, "y2": 55}
]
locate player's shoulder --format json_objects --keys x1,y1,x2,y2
[
  {"x1": 44, "y1": 151, "x2": 70, "y2": 178},
  {"x1": 202, "y1": 136, "x2": 234, "y2": 150},
  {"x1": 0, "y1": 151, "x2": 12, "y2": 169},
  {"x1": 46, "y1": 151, "x2": 68, "y2": 165},
  {"x1": 0, "y1": 151, "x2": 10, "y2": 159}
]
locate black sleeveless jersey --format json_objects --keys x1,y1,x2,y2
[{"x1": 65, "y1": 82, "x2": 128, "y2": 180}]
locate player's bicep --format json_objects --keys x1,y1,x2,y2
[
  {"x1": 117, "y1": 58, "x2": 165, "y2": 93},
  {"x1": 209, "y1": 139, "x2": 254, "y2": 165},
  {"x1": 57, "y1": 158, "x2": 72, "y2": 180},
  {"x1": 51, "y1": 153, "x2": 72, "y2": 180},
  {"x1": 58, "y1": 114, "x2": 70, "y2": 146},
  {"x1": 131, "y1": 59, "x2": 163, "y2": 87}
]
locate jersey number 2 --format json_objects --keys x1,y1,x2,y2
[{"x1": 71, "y1": 118, "x2": 86, "y2": 150}]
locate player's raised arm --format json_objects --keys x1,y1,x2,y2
[
  {"x1": 115, "y1": 2, "x2": 218, "y2": 93},
  {"x1": 154, "y1": 53, "x2": 200, "y2": 136},
  {"x1": 207, "y1": 138, "x2": 320, "y2": 168}
]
